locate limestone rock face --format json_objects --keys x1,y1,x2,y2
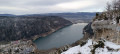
[{"x1": 83, "y1": 11, "x2": 120, "y2": 44}]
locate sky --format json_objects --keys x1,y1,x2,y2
[{"x1": 0, "y1": 0, "x2": 110, "y2": 15}]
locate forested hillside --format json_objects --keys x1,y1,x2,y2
[{"x1": 0, "y1": 16, "x2": 72, "y2": 42}]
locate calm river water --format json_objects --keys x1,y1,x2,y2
[{"x1": 34, "y1": 23, "x2": 87, "y2": 50}]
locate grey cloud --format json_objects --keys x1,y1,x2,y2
[
  {"x1": 0, "y1": 0, "x2": 75, "y2": 6},
  {"x1": 0, "y1": 0, "x2": 110, "y2": 15}
]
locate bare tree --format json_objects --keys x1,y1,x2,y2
[
  {"x1": 112, "y1": 0, "x2": 120, "y2": 10},
  {"x1": 106, "y1": 2, "x2": 112, "y2": 11}
]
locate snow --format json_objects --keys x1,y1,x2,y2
[
  {"x1": 110, "y1": 19, "x2": 116, "y2": 24},
  {"x1": 61, "y1": 39, "x2": 93, "y2": 54},
  {"x1": 105, "y1": 41, "x2": 120, "y2": 49},
  {"x1": 79, "y1": 39, "x2": 93, "y2": 54},
  {"x1": 113, "y1": 20, "x2": 116, "y2": 24},
  {"x1": 61, "y1": 39, "x2": 120, "y2": 54},
  {"x1": 95, "y1": 47, "x2": 120, "y2": 54},
  {"x1": 61, "y1": 45, "x2": 81, "y2": 54}
]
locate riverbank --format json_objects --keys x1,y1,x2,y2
[
  {"x1": 34, "y1": 23, "x2": 87, "y2": 50},
  {"x1": 32, "y1": 24, "x2": 73, "y2": 41},
  {"x1": 34, "y1": 36, "x2": 88, "y2": 54},
  {"x1": 0, "y1": 24, "x2": 73, "y2": 54},
  {"x1": 0, "y1": 40, "x2": 36, "y2": 54}
]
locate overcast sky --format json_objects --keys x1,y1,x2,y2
[{"x1": 0, "y1": 0, "x2": 110, "y2": 15}]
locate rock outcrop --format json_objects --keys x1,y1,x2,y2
[
  {"x1": 83, "y1": 22, "x2": 94, "y2": 40},
  {"x1": 83, "y1": 12, "x2": 120, "y2": 44}
]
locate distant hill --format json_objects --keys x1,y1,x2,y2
[
  {"x1": 0, "y1": 12, "x2": 97, "y2": 23},
  {"x1": 22, "y1": 12, "x2": 96, "y2": 18},
  {"x1": 21, "y1": 12, "x2": 97, "y2": 23},
  {"x1": 0, "y1": 14, "x2": 15, "y2": 16}
]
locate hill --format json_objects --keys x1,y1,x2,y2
[
  {"x1": 0, "y1": 12, "x2": 97, "y2": 23},
  {"x1": 0, "y1": 16, "x2": 72, "y2": 42},
  {"x1": 22, "y1": 12, "x2": 97, "y2": 23}
]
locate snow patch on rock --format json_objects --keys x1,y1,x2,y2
[{"x1": 61, "y1": 39, "x2": 120, "y2": 54}]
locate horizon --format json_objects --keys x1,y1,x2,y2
[{"x1": 0, "y1": 12, "x2": 100, "y2": 15}]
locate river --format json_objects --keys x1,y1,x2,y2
[{"x1": 34, "y1": 23, "x2": 88, "y2": 50}]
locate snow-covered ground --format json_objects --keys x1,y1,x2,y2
[{"x1": 61, "y1": 39, "x2": 120, "y2": 54}]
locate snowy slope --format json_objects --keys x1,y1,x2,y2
[{"x1": 61, "y1": 39, "x2": 120, "y2": 54}]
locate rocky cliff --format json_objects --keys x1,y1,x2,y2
[
  {"x1": 0, "y1": 16, "x2": 72, "y2": 42},
  {"x1": 83, "y1": 22, "x2": 94, "y2": 40},
  {"x1": 83, "y1": 12, "x2": 120, "y2": 44}
]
